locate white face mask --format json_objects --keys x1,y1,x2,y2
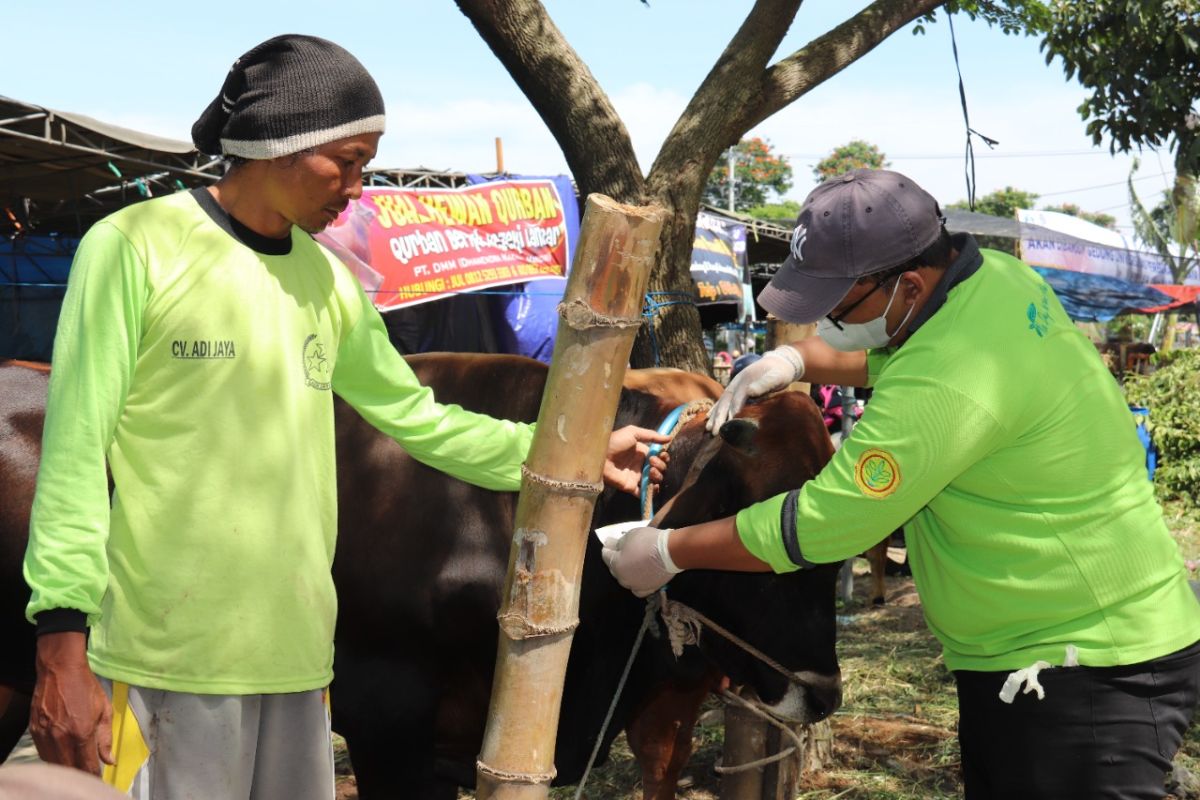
[{"x1": 817, "y1": 279, "x2": 915, "y2": 352}]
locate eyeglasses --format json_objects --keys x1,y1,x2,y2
[{"x1": 825, "y1": 271, "x2": 903, "y2": 330}]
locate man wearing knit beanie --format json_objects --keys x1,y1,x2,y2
[
  {"x1": 191, "y1": 34, "x2": 387, "y2": 162},
  {"x1": 23, "y1": 34, "x2": 669, "y2": 798}
]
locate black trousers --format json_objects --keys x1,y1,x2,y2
[{"x1": 955, "y1": 640, "x2": 1200, "y2": 800}]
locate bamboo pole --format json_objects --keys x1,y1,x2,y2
[{"x1": 476, "y1": 194, "x2": 666, "y2": 800}]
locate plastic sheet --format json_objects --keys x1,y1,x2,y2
[{"x1": 468, "y1": 174, "x2": 580, "y2": 363}]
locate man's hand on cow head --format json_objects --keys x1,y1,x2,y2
[
  {"x1": 707, "y1": 345, "x2": 806, "y2": 434},
  {"x1": 603, "y1": 425, "x2": 672, "y2": 497},
  {"x1": 600, "y1": 525, "x2": 682, "y2": 597}
]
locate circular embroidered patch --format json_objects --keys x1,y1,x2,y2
[{"x1": 854, "y1": 449, "x2": 900, "y2": 498}]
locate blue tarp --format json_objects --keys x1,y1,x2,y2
[
  {"x1": 1031, "y1": 266, "x2": 1174, "y2": 323},
  {"x1": 467, "y1": 174, "x2": 579, "y2": 363},
  {"x1": 1, "y1": 234, "x2": 79, "y2": 361}
]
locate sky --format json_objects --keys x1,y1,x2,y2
[{"x1": 5, "y1": 1, "x2": 1180, "y2": 236}]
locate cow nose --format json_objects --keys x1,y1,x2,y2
[
  {"x1": 807, "y1": 677, "x2": 842, "y2": 721},
  {"x1": 789, "y1": 669, "x2": 842, "y2": 722}
]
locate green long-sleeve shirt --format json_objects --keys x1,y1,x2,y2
[
  {"x1": 24, "y1": 190, "x2": 533, "y2": 694},
  {"x1": 737, "y1": 243, "x2": 1200, "y2": 672}
]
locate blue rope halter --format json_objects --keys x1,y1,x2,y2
[{"x1": 638, "y1": 403, "x2": 690, "y2": 519}]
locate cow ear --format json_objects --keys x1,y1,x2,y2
[{"x1": 718, "y1": 418, "x2": 759, "y2": 455}]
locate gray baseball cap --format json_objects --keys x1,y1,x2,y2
[{"x1": 759, "y1": 169, "x2": 944, "y2": 324}]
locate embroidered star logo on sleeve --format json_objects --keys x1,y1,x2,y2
[{"x1": 854, "y1": 449, "x2": 901, "y2": 498}]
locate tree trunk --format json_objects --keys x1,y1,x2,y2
[
  {"x1": 719, "y1": 698, "x2": 833, "y2": 800},
  {"x1": 719, "y1": 701, "x2": 767, "y2": 799},
  {"x1": 476, "y1": 195, "x2": 665, "y2": 799},
  {"x1": 629, "y1": 193, "x2": 716, "y2": 371},
  {"x1": 762, "y1": 719, "x2": 834, "y2": 799},
  {"x1": 454, "y1": 0, "x2": 646, "y2": 206},
  {"x1": 456, "y1": 0, "x2": 949, "y2": 370},
  {"x1": 1170, "y1": 145, "x2": 1200, "y2": 285}
]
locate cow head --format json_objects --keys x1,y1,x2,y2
[{"x1": 648, "y1": 391, "x2": 842, "y2": 724}]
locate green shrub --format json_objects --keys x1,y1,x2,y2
[{"x1": 1124, "y1": 348, "x2": 1200, "y2": 505}]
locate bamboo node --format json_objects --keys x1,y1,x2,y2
[
  {"x1": 521, "y1": 464, "x2": 603, "y2": 496},
  {"x1": 476, "y1": 759, "x2": 557, "y2": 784},
  {"x1": 558, "y1": 298, "x2": 642, "y2": 331},
  {"x1": 497, "y1": 611, "x2": 579, "y2": 640}
]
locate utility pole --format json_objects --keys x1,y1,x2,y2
[{"x1": 727, "y1": 147, "x2": 736, "y2": 212}]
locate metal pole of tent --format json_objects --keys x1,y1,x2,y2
[
  {"x1": 1148, "y1": 312, "x2": 1164, "y2": 346},
  {"x1": 840, "y1": 386, "x2": 856, "y2": 440}
]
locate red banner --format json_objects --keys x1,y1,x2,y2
[{"x1": 315, "y1": 180, "x2": 569, "y2": 309}]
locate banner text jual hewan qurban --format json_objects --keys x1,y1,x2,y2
[{"x1": 316, "y1": 179, "x2": 570, "y2": 309}]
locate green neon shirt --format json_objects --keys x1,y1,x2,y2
[
  {"x1": 24, "y1": 190, "x2": 533, "y2": 693},
  {"x1": 737, "y1": 247, "x2": 1200, "y2": 672}
]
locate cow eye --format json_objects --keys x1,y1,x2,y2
[{"x1": 718, "y1": 418, "x2": 759, "y2": 455}]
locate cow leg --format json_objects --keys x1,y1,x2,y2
[
  {"x1": 625, "y1": 669, "x2": 722, "y2": 800},
  {"x1": 0, "y1": 685, "x2": 30, "y2": 763},
  {"x1": 332, "y1": 655, "x2": 450, "y2": 800},
  {"x1": 865, "y1": 541, "x2": 889, "y2": 606},
  {"x1": 343, "y1": 728, "x2": 455, "y2": 800}
]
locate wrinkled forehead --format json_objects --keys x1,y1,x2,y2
[{"x1": 313, "y1": 132, "x2": 380, "y2": 160}]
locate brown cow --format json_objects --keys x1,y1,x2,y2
[
  {"x1": 622, "y1": 366, "x2": 724, "y2": 409},
  {"x1": 0, "y1": 362, "x2": 47, "y2": 758},
  {"x1": 0, "y1": 355, "x2": 842, "y2": 799}
]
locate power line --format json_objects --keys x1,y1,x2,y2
[
  {"x1": 783, "y1": 149, "x2": 1118, "y2": 161},
  {"x1": 1036, "y1": 171, "x2": 1170, "y2": 198},
  {"x1": 893, "y1": 150, "x2": 1112, "y2": 161}
]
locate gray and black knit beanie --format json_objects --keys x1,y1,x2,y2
[{"x1": 191, "y1": 34, "x2": 385, "y2": 159}]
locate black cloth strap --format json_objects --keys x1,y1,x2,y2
[
  {"x1": 35, "y1": 608, "x2": 88, "y2": 635},
  {"x1": 780, "y1": 489, "x2": 817, "y2": 569}
]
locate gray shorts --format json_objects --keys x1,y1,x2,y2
[{"x1": 99, "y1": 678, "x2": 334, "y2": 800}]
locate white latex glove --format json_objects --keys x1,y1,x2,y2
[
  {"x1": 600, "y1": 526, "x2": 682, "y2": 598},
  {"x1": 706, "y1": 345, "x2": 805, "y2": 433}
]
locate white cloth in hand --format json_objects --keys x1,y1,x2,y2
[
  {"x1": 706, "y1": 346, "x2": 805, "y2": 433},
  {"x1": 600, "y1": 526, "x2": 681, "y2": 598}
]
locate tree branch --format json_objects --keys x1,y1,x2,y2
[
  {"x1": 747, "y1": 0, "x2": 948, "y2": 130},
  {"x1": 454, "y1": 0, "x2": 644, "y2": 202},
  {"x1": 647, "y1": 0, "x2": 803, "y2": 180}
]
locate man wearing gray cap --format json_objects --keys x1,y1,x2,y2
[
  {"x1": 603, "y1": 169, "x2": 1200, "y2": 797},
  {"x1": 24, "y1": 34, "x2": 667, "y2": 797}
]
